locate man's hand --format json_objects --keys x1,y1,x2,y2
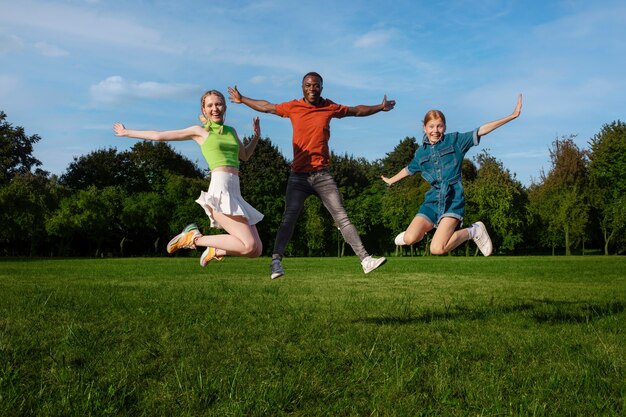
[
  {"x1": 228, "y1": 86, "x2": 242, "y2": 104},
  {"x1": 382, "y1": 95, "x2": 396, "y2": 112}
]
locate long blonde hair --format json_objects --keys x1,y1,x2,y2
[{"x1": 199, "y1": 90, "x2": 227, "y2": 133}]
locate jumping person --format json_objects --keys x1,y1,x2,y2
[
  {"x1": 382, "y1": 94, "x2": 523, "y2": 256},
  {"x1": 113, "y1": 90, "x2": 263, "y2": 266},
  {"x1": 228, "y1": 72, "x2": 395, "y2": 279}
]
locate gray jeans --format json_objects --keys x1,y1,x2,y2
[{"x1": 272, "y1": 170, "x2": 368, "y2": 260}]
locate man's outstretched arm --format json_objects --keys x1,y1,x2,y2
[
  {"x1": 228, "y1": 85, "x2": 278, "y2": 114},
  {"x1": 347, "y1": 95, "x2": 396, "y2": 117}
]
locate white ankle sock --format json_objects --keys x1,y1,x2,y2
[{"x1": 394, "y1": 232, "x2": 406, "y2": 246}]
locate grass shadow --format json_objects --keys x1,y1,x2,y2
[
  {"x1": 529, "y1": 299, "x2": 626, "y2": 324},
  {"x1": 355, "y1": 300, "x2": 626, "y2": 325}
]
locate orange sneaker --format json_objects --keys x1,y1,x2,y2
[
  {"x1": 200, "y1": 246, "x2": 224, "y2": 267},
  {"x1": 166, "y1": 224, "x2": 201, "y2": 254}
]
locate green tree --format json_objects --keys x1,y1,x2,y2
[
  {"x1": 161, "y1": 173, "x2": 211, "y2": 238},
  {"x1": 127, "y1": 141, "x2": 205, "y2": 191},
  {"x1": 55, "y1": 142, "x2": 207, "y2": 256},
  {"x1": 0, "y1": 111, "x2": 44, "y2": 185},
  {"x1": 527, "y1": 182, "x2": 562, "y2": 254},
  {"x1": 347, "y1": 182, "x2": 388, "y2": 256},
  {"x1": 302, "y1": 197, "x2": 330, "y2": 256},
  {"x1": 60, "y1": 148, "x2": 136, "y2": 191},
  {"x1": 331, "y1": 152, "x2": 377, "y2": 199},
  {"x1": 380, "y1": 137, "x2": 428, "y2": 255},
  {"x1": 331, "y1": 153, "x2": 384, "y2": 255},
  {"x1": 239, "y1": 137, "x2": 290, "y2": 255},
  {"x1": 46, "y1": 186, "x2": 126, "y2": 256},
  {"x1": 0, "y1": 172, "x2": 60, "y2": 256},
  {"x1": 60, "y1": 142, "x2": 204, "y2": 193},
  {"x1": 462, "y1": 158, "x2": 478, "y2": 183},
  {"x1": 465, "y1": 151, "x2": 527, "y2": 254},
  {"x1": 530, "y1": 136, "x2": 589, "y2": 255},
  {"x1": 588, "y1": 120, "x2": 626, "y2": 254},
  {"x1": 381, "y1": 137, "x2": 418, "y2": 175},
  {"x1": 120, "y1": 191, "x2": 170, "y2": 255}
]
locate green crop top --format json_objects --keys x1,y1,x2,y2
[{"x1": 200, "y1": 121, "x2": 240, "y2": 170}]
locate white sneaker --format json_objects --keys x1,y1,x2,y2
[
  {"x1": 472, "y1": 221, "x2": 493, "y2": 256},
  {"x1": 362, "y1": 256, "x2": 386, "y2": 274},
  {"x1": 394, "y1": 231, "x2": 406, "y2": 246}
]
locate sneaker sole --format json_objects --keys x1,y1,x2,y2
[
  {"x1": 364, "y1": 257, "x2": 387, "y2": 274},
  {"x1": 474, "y1": 221, "x2": 493, "y2": 256},
  {"x1": 166, "y1": 236, "x2": 184, "y2": 254},
  {"x1": 270, "y1": 272, "x2": 284, "y2": 280},
  {"x1": 167, "y1": 234, "x2": 197, "y2": 254}
]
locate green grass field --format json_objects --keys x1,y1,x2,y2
[{"x1": 1, "y1": 256, "x2": 625, "y2": 416}]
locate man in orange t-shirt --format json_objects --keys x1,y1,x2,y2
[{"x1": 228, "y1": 72, "x2": 395, "y2": 279}]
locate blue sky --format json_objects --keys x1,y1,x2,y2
[{"x1": 1, "y1": 0, "x2": 625, "y2": 185}]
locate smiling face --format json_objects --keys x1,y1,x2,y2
[
  {"x1": 201, "y1": 91, "x2": 227, "y2": 123},
  {"x1": 301, "y1": 74, "x2": 323, "y2": 105},
  {"x1": 423, "y1": 118, "x2": 446, "y2": 144},
  {"x1": 422, "y1": 110, "x2": 447, "y2": 144}
]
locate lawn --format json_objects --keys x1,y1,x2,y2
[{"x1": 1, "y1": 256, "x2": 625, "y2": 416}]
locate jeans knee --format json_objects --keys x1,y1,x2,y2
[
  {"x1": 336, "y1": 217, "x2": 352, "y2": 230},
  {"x1": 281, "y1": 209, "x2": 301, "y2": 227}
]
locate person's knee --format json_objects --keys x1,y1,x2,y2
[
  {"x1": 241, "y1": 239, "x2": 262, "y2": 258},
  {"x1": 430, "y1": 243, "x2": 447, "y2": 255},
  {"x1": 281, "y1": 209, "x2": 301, "y2": 226},
  {"x1": 248, "y1": 242, "x2": 263, "y2": 258},
  {"x1": 335, "y1": 216, "x2": 352, "y2": 230},
  {"x1": 404, "y1": 231, "x2": 423, "y2": 245}
]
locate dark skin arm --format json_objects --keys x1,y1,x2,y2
[
  {"x1": 228, "y1": 85, "x2": 277, "y2": 114},
  {"x1": 347, "y1": 95, "x2": 396, "y2": 116},
  {"x1": 230, "y1": 85, "x2": 396, "y2": 117}
]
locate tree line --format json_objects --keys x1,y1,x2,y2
[{"x1": 1, "y1": 110, "x2": 625, "y2": 257}]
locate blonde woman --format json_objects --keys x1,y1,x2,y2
[{"x1": 113, "y1": 90, "x2": 263, "y2": 266}]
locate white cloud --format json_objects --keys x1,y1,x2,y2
[
  {"x1": 354, "y1": 29, "x2": 395, "y2": 48},
  {"x1": 33, "y1": 41, "x2": 69, "y2": 57},
  {"x1": 250, "y1": 75, "x2": 268, "y2": 85},
  {"x1": 0, "y1": 34, "x2": 24, "y2": 54},
  {"x1": 90, "y1": 76, "x2": 201, "y2": 105},
  {"x1": 0, "y1": 0, "x2": 180, "y2": 53}
]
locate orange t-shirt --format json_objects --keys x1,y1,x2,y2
[{"x1": 275, "y1": 98, "x2": 350, "y2": 172}]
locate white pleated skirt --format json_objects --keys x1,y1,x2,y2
[{"x1": 195, "y1": 171, "x2": 264, "y2": 229}]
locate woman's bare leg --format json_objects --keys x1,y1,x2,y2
[
  {"x1": 430, "y1": 217, "x2": 470, "y2": 255},
  {"x1": 402, "y1": 215, "x2": 435, "y2": 245},
  {"x1": 194, "y1": 210, "x2": 262, "y2": 258}
]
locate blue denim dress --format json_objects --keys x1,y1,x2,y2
[{"x1": 406, "y1": 129, "x2": 480, "y2": 226}]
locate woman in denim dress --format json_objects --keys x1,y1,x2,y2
[{"x1": 382, "y1": 94, "x2": 522, "y2": 256}]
